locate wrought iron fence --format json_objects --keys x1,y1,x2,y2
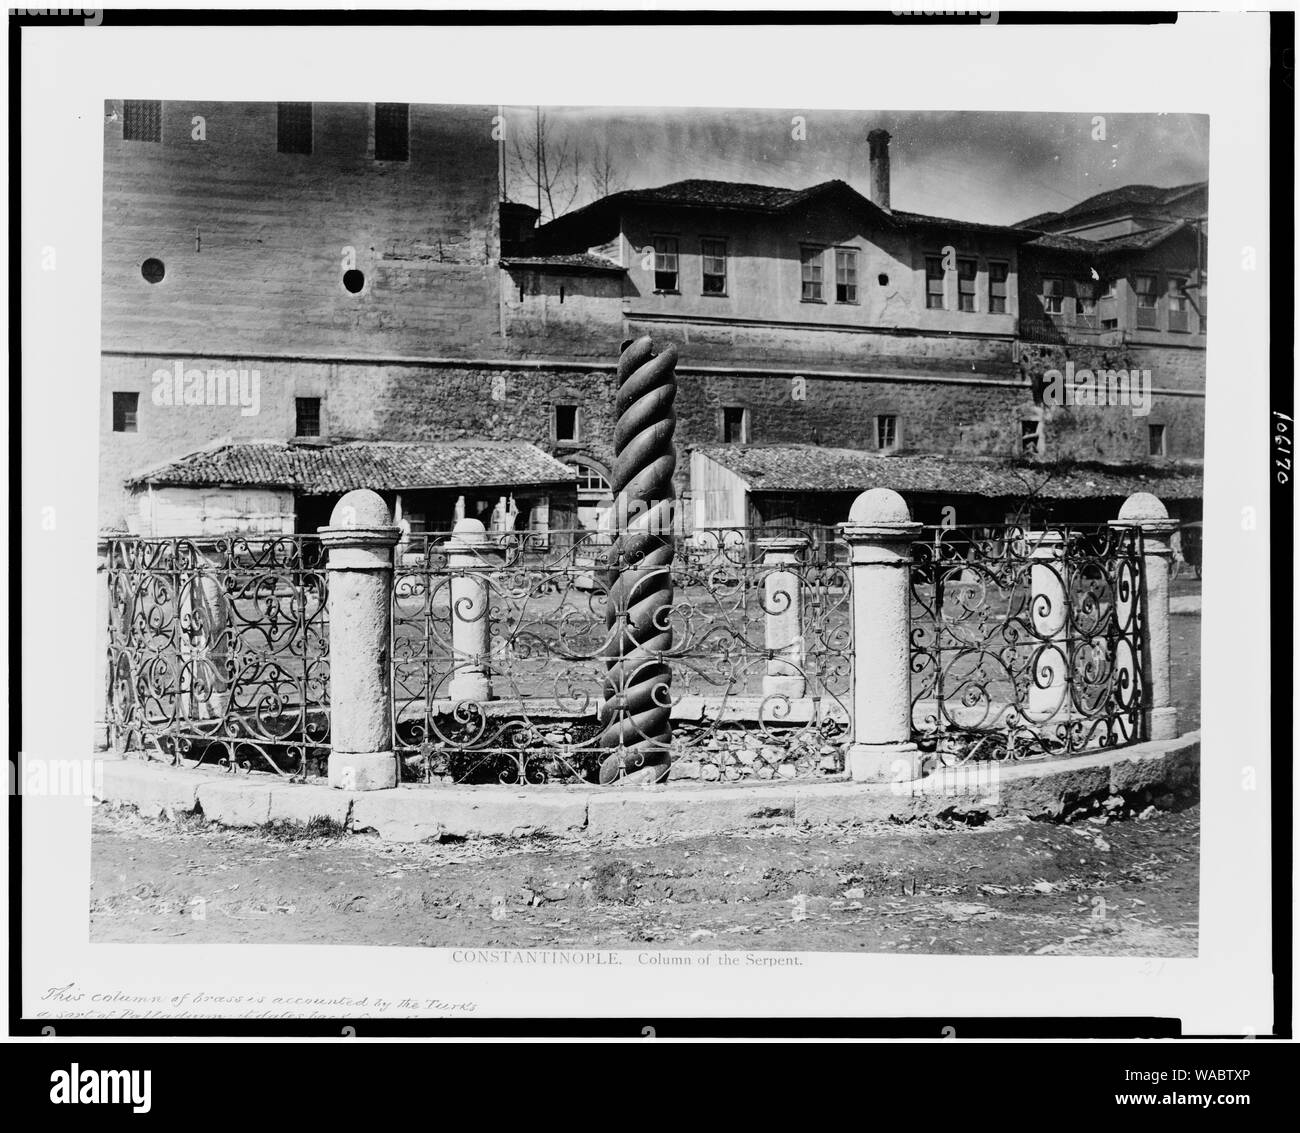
[
  {"x1": 105, "y1": 535, "x2": 330, "y2": 778},
  {"x1": 908, "y1": 523, "x2": 1144, "y2": 765},
  {"x1": 391, "y1": 527, "x2": 853, "y2": 785}
]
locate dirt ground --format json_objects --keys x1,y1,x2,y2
[{"x1": 90, "y1": 801, "x2": 1199, "y2": 956}]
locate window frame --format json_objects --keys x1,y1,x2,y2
[
  {"x1": 1075, "y1": 278, "x2": 1099, "y2": 328},
  {"x1": 1166, "y1": 275, "x2": 1190, "y2": 332},
  {"x1": 924, "y1": 255, "x2": 946, "y2": 310},
  {"x1": 295, "y1": 397, "x2": 322, "y2": 438},
  {"x1": 373, "y1": 102, "x2": 410, "y2": 162},
  {"x1": 1020, "y1": 417, "x2": 1044, "y2": 456},
  {"x1": 276, "y1": 102, "x2": 314, "y2": 155},
  {"x1": 720, "y1": 405, "x2": 750, "y2": 444},
  {"x1": 875, "y1": 413, "x2": 899, "y2": 452},
  {"x1": 652, "y1": 235, "x2": 680, "y2": 293},
  {"x1": 700, "y1": 237, "x2": 728, "y2": 296},
  {"x1": 987, "y1": 260, "x2": 1009, "y2": 314},
  {"x1": 112, "y1": 392, "x2": 139, "y2": 434},
  {"x1": 834, "y1": 247, "x2": 859, "y2": 305},
  {"x1": 553, "y1": 403, "x2": 581, "y2": 445},
  {"x1": 572, "y1": 461, "x2": 612, "y2": 496},
  {"x1": 800, "y1": 245, "x2": 825, "y2": 303},
  {"x1": 1041, "y1": 275, "x2": 1065, "y2": 316},
  {"x1": 1133, "y1": 273, "x2": 1159, "y2": 329},
  {"x1": 956, "y1": 257, "x2": 979, "y2": 313},
  {"x1": 122, "y1": 100, "x2": 162, "y2": 143}
]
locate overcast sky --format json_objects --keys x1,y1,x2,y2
[{"x1": 502, "y1": 107, "x2": 1209, "y2": 225}]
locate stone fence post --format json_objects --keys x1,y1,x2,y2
[
  {"x1": 445, "y1": 518, "x2": 504, "y2": 703},
  {"x1": 842, "y1": 489, "x2": 922, "y2": 782},
  {"x1": 1111, "y1": 491, "x2": 1179, "y2": 741},
  {"x1": 318, "y1": 489, "x2": 402, "y2": 791},
  {"x1": 757, "y1": 536, "x2": 806, "y2": 701}
]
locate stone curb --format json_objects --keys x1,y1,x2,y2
[{"x1": 95, "y1": 732, "x2": 1200, "y2": 842}]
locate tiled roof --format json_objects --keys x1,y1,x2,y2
[
  {"x1": 1094, "y1": 220, "x2": 1192, "y2": 253},
  {"x1": 1025, "y1": 220, "x2": 1193, "y2": 257},
  {"x1": 499, "y1": 253, "x2": 625, "y2": 274},
  {"x1": 695, "y1": 445, "x2": 1203, "y2": 500},
  {"x1": 537, "y1": 179, "x2": 1039, "y2": 250},
  {"x1": 128, "y1": 440, "x2": 578, "y2": 492},
  {"x1": 1015, "y1": 181, "x2": 1206, "y2": 229},
  {"x1": 535, "y1": 179, "x2": 899, "y2": 248},
  {"x1": 891, "y1": 209, "x2": 1037, "y2": 237}
]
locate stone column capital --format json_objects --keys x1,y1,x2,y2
[
  {"x1": 756, "y1": 535, "x2": 807, "y2": 562},
  {"x1": 319, "y1": 525, "x2": 401, "y2": 570}
]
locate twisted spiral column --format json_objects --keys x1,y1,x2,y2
[{"x1": 597, "y1": 336, "x2": 678, "y2": 784}]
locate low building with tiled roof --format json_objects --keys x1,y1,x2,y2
[
  {"x1": 691, "y1": 444, "x2": 1203, "y2": 532},
  {"x1": 123, "y1": 439, "x2": 579, "y2": 538}
]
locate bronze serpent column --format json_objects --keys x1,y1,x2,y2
[{"x1": 597, "y1": 336, "x2": 678, "y2": 785}]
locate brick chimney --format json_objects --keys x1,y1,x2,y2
[{"x1": 868, "y1": 129, "x2": 892, "y2": 211}]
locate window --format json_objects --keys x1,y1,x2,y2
[
  {"x1": 925, "y1": 255, "x2": 946, "y2": 309},
  {"x1": 374, "y1": 103, "x2": 409, "y2": 161},
  {"x1": 988, "y1": 261, "x2": 1009, "y2": 313},
  {"x1": 277, "y1": 102, "x2": 313, "y2": 155},
  {"x1": 1101, "y1": 317, "x2": 1120, "y2": 330},
  {"x1": 1076, "y1": 280, "x2": 1098, "y2": 328},
  {"x1": 1021, "y1": 418, "x2": 1043, "y2": 455},
  {"x1": 800, "y1": 246, "x2": 824, "y2": 301},
  {"x1": 955, "y1": 258, "x2": 978, "y2": 312},
  {"x1": 295, "y1": 397, "x2": 321, "y2": 437},
  {"x1": 875, "y1": 414, "x2": 898, "y2": 451},
  {"x1": 112, "y1": 392, "x2": 138, "y2": 433},
  {"x1": 1102, "y1": 278, "x2": 1118, "y2": 299},
  {"x1": 554, "y1": 404, "x2": 579, "y2": 443},
  {"x1": 1041, "y1": 276, "x2": 1065, "y2": 316},
  {"x1": 653, "y1": 236, "x2": 679, "y2": 291},
  {"x1": 835, "y1": 248, "x2": 859, "y2": 303},
  {"x1": 141, "y1": 258, "x2": 165, "y2": 284},
  {"x1": 721, "y1": 406, "x2": 749, "y2": 444},
  {"x1": 1148, "y1": 423, "x2": 1167, "y2": 457},
  {"x1": 1134, "y1": 274, "x2": 1158, "y2": 328},
  {"x1": 1166, "y1": 276, "x2": 1189, "y2": 332},
  {"x1": 701, "y1": 238, "x2": 727, "y2": 295},
  {"x1": 123, "y1": 100, "x2": 161, "y2": 142},
  {"x1": 573, "y1": 462, "x2": 611, "y2": 494}
]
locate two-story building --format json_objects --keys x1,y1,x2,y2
[{"x1": 506, "y1": 131, "x2": 1205, "y2": 529}]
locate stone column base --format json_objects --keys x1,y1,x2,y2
[
  {"x1": 847, "y1": 741, "x2": 922, "y2": 784},
  {"x1": 1146, "y1": 707, "x2": 1179, "y2": 742},
  {"x1": 328, "y1": 751, "x2": 399, "y2": 791}
]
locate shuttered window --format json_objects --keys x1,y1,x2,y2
[
  {"x1": 925, "y1": 256, "x2": 945, "y2": 309},
  {"x1": 988, "y1": 261, "x2": 1009, "y2": 313}
]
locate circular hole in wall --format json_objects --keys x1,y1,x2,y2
[
  {"x1": 141, "y1": 258, "x2": 166, "y2": 284},
  {"x1": 342, "y1": 269, "x2": 365, "y2": 294},
  {"x1": 877, "y1": 273, "x2": 889, "y2": 286}
]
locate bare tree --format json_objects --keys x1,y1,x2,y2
[
  {"x1": 508, "y1": 109, "x2": 582, "y2": 222},
  {"x1": 586, "y1": 143, "x2": 626, "y2": 201}
]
